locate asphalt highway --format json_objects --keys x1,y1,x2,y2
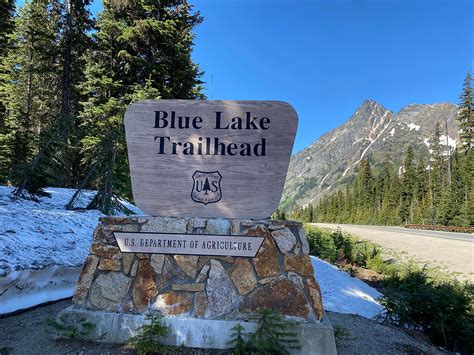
[{"x1": 311, "y1": 223, "x2": 473, "y2": 281}]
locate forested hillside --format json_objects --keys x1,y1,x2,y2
[
  {"x1": 289, "y1": 74, "x2": 474, "y2": 226},
  {"x1": 0, "y1": 0, "x2": 204, "y2": 213}
]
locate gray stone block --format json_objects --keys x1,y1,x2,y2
[{"x1": 56, "y1": 306, "x2": 337, "y2": 354}]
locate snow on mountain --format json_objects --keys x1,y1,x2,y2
[
  {"x1": 282, "y1": 101, "x2": 459, "y2": 208},
  {"x1": 0, "y1": 186, "x2": 141, "y2": 314}
]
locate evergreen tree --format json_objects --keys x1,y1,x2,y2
[
  {"x1": 457, "y1": 72, "x2": 473, "y2": 151},
  {"x1": 9, "y1": 0, "x2": 93, "y2": 198},
  {"x1": 0, "y1": 0, "x2": 15, "y2": 139},
  {"x1": 428, "y1": 122, "x2": 444, "y2": 222},
  {"x1": 0, "y1": 1, "x2": 62, "y2": 194},
  {"x1": 68, "y1": 0, "x2": 205, "y2": 214},
  {"x1": 400, "y1": 145, "x2": 415, "y2": 223}
]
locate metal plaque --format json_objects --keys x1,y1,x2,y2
[{"x1": 114, "y1": 232, "x2": 264, "y2": 257}]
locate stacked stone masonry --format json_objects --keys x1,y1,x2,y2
[{"x1": 73, "y1": 216, "x2": 324, "y2": 322}]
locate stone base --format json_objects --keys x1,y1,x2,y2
[
  {"x1": 57, "y1": 306, "x2": 337, "y2": 355},
  {"x1": 73, "y1": 216, "x2": 324, "y2": 321},
  {"x1": 63, "y1": 216, "x2": 335, "y2": 353}
]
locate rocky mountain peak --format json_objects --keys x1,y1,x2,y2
[{"x1": 281, "y1": 100, "x2": 459, "y2": 210}]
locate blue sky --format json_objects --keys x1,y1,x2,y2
[
  {"x1": 190, "y1": 0, "x2": 472, "y2": 153},
  {"x1": 17, "y1": 0, "x2": 474, "y2": 153}
]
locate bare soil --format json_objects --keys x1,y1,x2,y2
[{"x1": 0, "y1": 299, "x2": 445, "y2": 355}]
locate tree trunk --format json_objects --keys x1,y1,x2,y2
[
  {"x1": 445, "y1": 117, "x2": 451, "y2": 185},
  {"x1": 59, "y1": 0, "x2": 72, "y2": 142}
]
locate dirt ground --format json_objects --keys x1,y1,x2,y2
[{"x1": 0, "y1": 299, "x2": 445, "y2": 355}]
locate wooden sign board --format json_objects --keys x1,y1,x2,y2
[
  {"x1": 124, "y1": 100, "x2": 298, "y2": 219},
  {"x1": 114, "y1": 232, "x2": 264, "y2": 257}
]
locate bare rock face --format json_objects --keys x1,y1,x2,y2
[
  {"x1": 173, "y1": 255, "x2": 199, "y2": 278},
  {"x1": 284, "y1": 254, "x2": 314, "y2": 277},
  {"x1": 73, "y1": 255, "x2": 99, "y2": 304},
  {"x1": 194, "y1": 291, "x2": 208, "y2": 317},
  {"x1": 205, "y1": 218, "x2": 231, "y2": 235},
  {"x1": 159, "y1": 256, "x2": 189, "y2": 290},
  {"x1": 287, "y1": 271, "x2": 304, "y2": 289},
  {"x1": 153, "y1": 291, "x2": 193, "y2": 316},
  {"x1": 246, "y1": 227, "x2": 279, "y2": 278},
  {"x1": 299, "y1": 227, "x2": 310, "y2": 255},
  {"x1": 141, "y1": 217, "x2": 187, "y2": 233},
  {"x1": 150, "y1": 254, "x2": 165, "y2": 274},
  {"x1": 132, "y1": 259, "x2": 158, "y2": 311},
  {"x1": 205, "y1": 260, "x2": 241, "y2": 318},
  {"x1": 240, "y1": 277, "x2": 311, "y2": 319},
  {"x1": 271, "y1": 227, "x2": 297, "y2": 254},
  {"x1": 91, "y1": 243, "x2": 120, "y2": 259},
  {"x1": 89, "y1": 272, "x2": 131, "y2": 310},
  {"x1": 122, "y1": 253, "x2": 135, "y2": 275},
  {"x1": 172, "y1": 283, "x2": 205, "y2": 292},
  {"x1": 306, "y1": 276, "x2": 324, "y2": 320},
  {"x1": 98, "y1": 258, "x2": 121, "y2": 271},
  {"x1": 229, "y1": 259, "x2": 258, "y2": 295}
]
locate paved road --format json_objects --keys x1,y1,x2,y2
[{"x1": 311, "y1": 223, "x2": 473, "y2": 281}]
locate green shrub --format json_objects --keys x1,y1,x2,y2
[
  {"x1": 306, "y1": 226, "x2": 382, "y2": 268},
  {"x1": 306, "y1": 226, "x2": 474, "y2": 353},
  {"x1": 306, "y1": 227, "x2": 338, "y2": 262},
  {"x1": 227, "y1": 323, "x2": 248, "y2": 355},
  {"x1": 227, "y1": 309, "x2": 300, "y2": 354},
  {"x1": 128, "y1": 314, "x2": 170, "y2": 355},
  {"x1": 379, "y1": 267, "x2": 474, "y2": 353}
]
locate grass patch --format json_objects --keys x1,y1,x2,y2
[{"x1": 306, "y1": 225, "x2": 474, "y2": 354}]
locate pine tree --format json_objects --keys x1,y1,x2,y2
[
  {"x1": 0, "y1": 1, "x2": 62, "y2": 195},
  {"x1": 400, "y1": 145, "x2": 415, "y2": 223},
  {"x1": 68, "y1": 0, "x2": 205, "y2": 214},
  {"x1": 428, "y1": 122, "x2": 444, "y2": 222},
  {"x1": 413, "y1": 159, "x2": 428, "y2": 223},
  {"x1": 457, "y1": 72, "x2": 473, "y2": 151},
  {"x1": 0, "y1": 0, "x2": 15, "y2": 145},
  {"x1": 8, "y1": 0, "x2": 93, "y2": 199},
  {"x1": 355, "y1": 158, "x2": 375, "y2": 223}
]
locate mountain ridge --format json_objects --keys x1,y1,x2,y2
[{"x1": 282, "y1": 100, "x2": 459, "y2": 209}]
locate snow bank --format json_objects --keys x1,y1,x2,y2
[
  {"x1": 1, "y1": 186, "x2": 385, "y2": 319},
  {"x1": 311, "y1": 256, "x2": 384, "y2": 319},
  {"x1": 0, "y1": 186, "x2": 141, "y2": 315}
]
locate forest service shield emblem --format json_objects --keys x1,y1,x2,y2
[{"x1": 191, "y1": 170, "x2": 222, "y2": 205}]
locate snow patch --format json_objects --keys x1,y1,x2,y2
[
  {"x1": 439, "y1": 135, "x2": 457, "y2": 149},
  {"x1": 423, "y1": 138, "x2": 430, "y2": 147},
  {"x1": 0, "y1": 186, "x2": 142, "y2": 314},
  {"x1": 311, "y1": 256, "x2": 384, "y2": 319},
  {"x1": 0, "y1": 265, "x2": 80, "y2": 314},
  {"x1": 407, "y1": 123, "x2": 420, "y2": 131},
  {"x1": 355, "y1": 120, "x2": 391, "y2": 165},
  {"x1": 317, "y1": 174, "x2": 329, "y2": 190},
  {"x1": 389, "y1": 128, "x2": 395, "y2": 136},
  {"x1": 352, "y1": 138, "x2": 366, "y2": 146}
]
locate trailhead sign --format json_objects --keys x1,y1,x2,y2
[{"x1": 124, "y1": 100, "x2": 298, "y2": 219}]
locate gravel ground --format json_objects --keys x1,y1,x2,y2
[
  {"x1": 0, "y1": 300, "x2": 444, "y2": 355},
  {"x1": 326, "y1": 312, "x2": 445, "y2": 355}
]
